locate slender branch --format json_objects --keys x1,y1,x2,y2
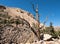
[{"x1": 32, "y1": 4, "x2": 36, "y2": 12}]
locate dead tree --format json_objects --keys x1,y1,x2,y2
[
  {"x1": 32, "y1": 4, "x2": 48, "y2": 40},
  {"x1": 32, "y1": 4, "x2": 41, "y2": 40}
]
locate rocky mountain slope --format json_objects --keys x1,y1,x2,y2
[
  {"x1": 0, "y1": 5, "x2": 40, "y2": 44},
  {"x1": 54, "y1": 26, "x2": 60, "y2": 31}
]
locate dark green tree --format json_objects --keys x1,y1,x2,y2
[{"x1": 49, "y1": 22, "x2": 58, "y2": 38}]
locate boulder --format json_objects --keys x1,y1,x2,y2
[{"x1": 44, "y1": 34, "x2": 52, "y2": 41}]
